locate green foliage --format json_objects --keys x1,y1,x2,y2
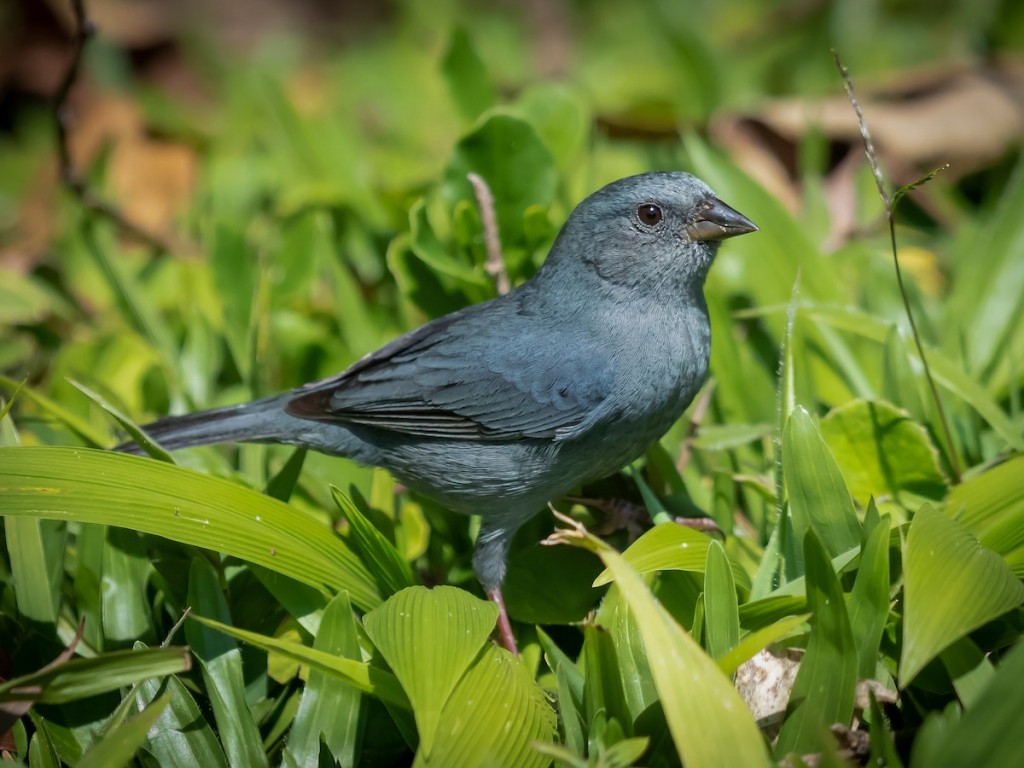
[{"x1": 2, "y1": 0, "x2": 1023, "y2": 764}]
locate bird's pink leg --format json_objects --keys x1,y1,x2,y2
[{"x1": 487, "y1": 587, "x2": 518, "y2": 656}]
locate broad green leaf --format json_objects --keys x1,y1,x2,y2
[
  {"x1": 284, "y1": 593, "x2": 364, "y2": 768},
  {"x1": 28, "y1": 723, "x2": 61, "y2": 768},
  {"x1": 556, "y1": 525, "x2": 770, "y2": 767},
  {"x1": 774, "y1": 531, "x2": 857, "y2": 758},
  {"x1": 441, "y1": 26, "x2": 495, "y2": 122},
  {"x1": 503, "y1": 540, "x2": 604, "y2": 625},
  {"x1": 515, "y1": 83, "x2": 590, "y2": 170},
  {"x1": 186, "y1": 558, "x2": 268, "y2": 768},
  {"x1": 848, "y1": 514, "x2": 892, "y2": 678},
  {"x1": 593, "y1": 522, "x2": 751, "y2": 595},
  {"x1": 820, "y1": 400, "x2": 947, "y2": 510},
  {"x1": 900, "y1": 506, "x2": 1024, "y2": 685},
  {"x1": 910, "y1": 639, "x2": 1024, "y2": 768},
  {"x1": 0, "y1": 447, "x2": 380, "y2": 609},
  {"x1": 782, "y1": 407, "x2": 861, "y2": 573},
  {"x1": 444, "y1": 113, "x2": 557, "y2": 245},
  {"x1": 703, "y1": 541, "x2": 740, "y2": 661},
  {"x1": 331, "y1": 486, "x2": 416, "y2": 597},
  {"x1": 362, "y1": 586, "x2": 496, "y2": 757},
  {"x1": 264, "y1": 447, "x2": 307, "y2": 502},
  {"x1": 133, "y1": 645, "x2": 228, "y2": 768},
  {"x1": 418, "y1": 644, "x2": 556, "y2": 768},
  {"x1": 102, "y1": 527, "x2": 155, "y2": 645},
  {"x1": 77, "y1": 697, "x2": 170, "y2": 768}
]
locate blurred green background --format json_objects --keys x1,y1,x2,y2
[{"x1": 2, "y1": 0, "x2": 1023, "y2": 765}]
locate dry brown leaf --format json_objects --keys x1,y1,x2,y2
[{"x1": 712, "y1": 57, "x2": 1024, "y2": 244}]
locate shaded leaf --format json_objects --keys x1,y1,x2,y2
[{"x1": 900, "y1": 506, "x2": 1024, "y2": 685}]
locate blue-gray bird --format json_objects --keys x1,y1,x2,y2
[{"x1": 120, "y1": 172, "x2": 756, "y2": 652}]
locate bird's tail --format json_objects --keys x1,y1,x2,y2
[{"x1": 116, "y1": 394, "x2": 293, "y2": 454}]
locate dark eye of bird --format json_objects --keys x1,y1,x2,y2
[{"x1": 637, "y1": 204, "x2": 663, "y2": 226}]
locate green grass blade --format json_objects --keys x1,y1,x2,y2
[
  {"x1": 132, "y1": 645, "x2": 228, "y2": 768},
  {"x1": 331, "y1": 486, "x2": 416, "y2": 598},
  {"x1": 703, "y1": 540, "x2": 740, "y2": 662},
  {"x1": 283, "y1": 592, "x2": 364, "y2": 768},
  {"x1": 553, "y1": 521, "x2": 770, "y2": 768},
  {"x1": 847, "y1": 514, "x2": 892, "y2": 678},
  {"x1": 189, "y1": 614, "x2": 410, "y2": 710},
  {"x1": 0, "y1": 647, "x2": 190, "y2": 705},
  {"x1": 782, "y1": 407, "x2": 861, "y2": 572},
  {"x1": 76, "y1": 697, "x2": 170, "y2": 768},
  {"x1": 186, "y1": 558, "x2": 269, "y2": 768},
  {"x1": 774, "y1": 531, "x2": 857, "y2": 758},
  {"x1": 0, "y1": 374, "x2": 108, "y2": 448}
]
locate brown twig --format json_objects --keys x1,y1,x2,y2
[
  {"x1": 832, "y1": 51, "x2": 961, "y2": 483},
  {"x1": 467, "y1": 172, "x2": 510, "y2": 295},
  {"x1": 162, "y1": 606, "x2": 192, "y2": 647},
  {"x1": 54, "y1": 0, "x2": 173, "y2": 253}
]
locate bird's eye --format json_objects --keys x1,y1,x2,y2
[{"x1": 637, "y1": 204, "x2": 663, "y2": 226}]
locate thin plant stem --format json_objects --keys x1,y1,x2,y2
[{"x1": 832, "y1": 50, "x2": 962, "y2": 483}]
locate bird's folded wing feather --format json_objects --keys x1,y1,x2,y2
[{"x1": 286, "y1": 307, "x2": 613, "y2": 441}]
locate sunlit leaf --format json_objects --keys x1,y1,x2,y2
[{"x1": 0, "y1": 447, "x2": 380, "y2": 609}]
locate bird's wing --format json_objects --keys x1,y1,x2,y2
[{"x1": 285, "y1": 305, "x2": 613, "y2": 441}]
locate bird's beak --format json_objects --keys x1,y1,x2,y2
[{"x1": 685, "y1": 197, "x2": 758, "y2": 242}]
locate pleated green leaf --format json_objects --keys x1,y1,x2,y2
[
  {"x1": 361, "y1": 586, "x2": 497, "y2": 758},
  {"x1": 0, "y1": 447, "x2": 380, "y2": 610},
  {"x1": 417, "y1": 644, "x2": 556, "y2": 768},
  {"x1": 900, "y1": 506, "x2": 1024, "y2": 685}
]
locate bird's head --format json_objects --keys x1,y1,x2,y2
[{"x1": 539, "y1": 171, "x2": 757, "y2": 299}]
